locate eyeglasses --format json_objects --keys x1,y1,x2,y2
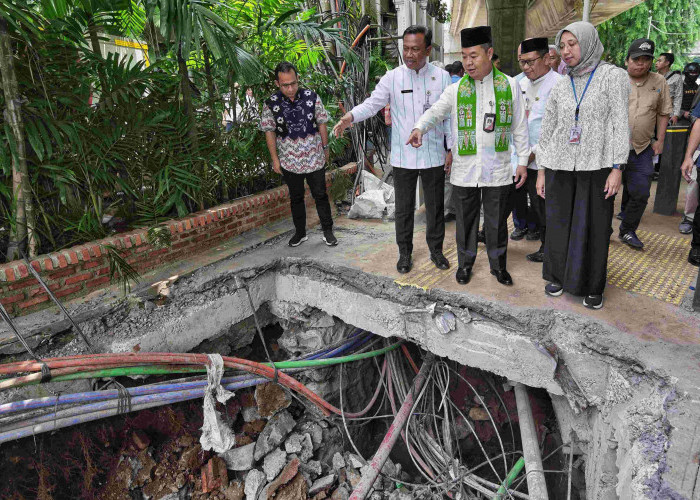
[
  {"x1": 279, "y1": 80, "x2": 298, "y2": 89},
  {"x1": 518, "y1": 56, "x2": 543, "y2": 68}
]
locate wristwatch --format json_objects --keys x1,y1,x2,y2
[{"x1": 612, "y1": 164, "x2": 625, "y2": 171}]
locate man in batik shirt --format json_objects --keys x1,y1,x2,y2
[{"x1": 261, "y1": 61, "x2": 337, "y2": 247}]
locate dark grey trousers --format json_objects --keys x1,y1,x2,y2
[{"x1": 453, "y1": 184, "x2": 513, "y2": 271}]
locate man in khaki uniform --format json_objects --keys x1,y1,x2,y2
[{"x1": 618, "y1": 38, "x2": 672, "y2": 249}]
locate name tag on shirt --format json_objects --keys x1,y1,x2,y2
[
  {"x1": 401, "y1": 89, "x2": 413, "y2": 94},
  {"x1": 483, "y1": 113, "x2": 496, "y2": 133},
  {"x1": 569, "y1": 125, "x2": 582, "y2": 145}
]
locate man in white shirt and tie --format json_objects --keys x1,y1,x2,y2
[
  {"x1": 333, "y1": 25, "x2": 453, "y2": 274},
  {"x1": 408, "y1": 26, "x2": 530, "y2": 286},
  {"x1": 518, "y1": 37, "x2": 561, "y2": 262}
]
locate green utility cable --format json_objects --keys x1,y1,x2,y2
[
  {"x1": 264, "y1": 340, "x2": 402, "y2": 369},
  {"x1": 493, "y1": 457, "x2": 525, "y2": 500},
  {"x1": 8, "y1": 341, "x2": 404, "y2": 387}
]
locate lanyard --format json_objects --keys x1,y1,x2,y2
[{"x1": 570, "y1": 63, "x2": 599, "y2": 122}]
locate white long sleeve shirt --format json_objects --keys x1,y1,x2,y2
[
  {"x1": 350, "y1": 63, "x2": 453, "y2": 169},
  {"x1": 537, "y1": 64, "x2": 630, "y2": 172},
  {"x1": 414, "y1": 70, "x2": 530, "y2": 187},
  {"x1": 520, "y1": 69, "x2": 561, "y2": 169}
]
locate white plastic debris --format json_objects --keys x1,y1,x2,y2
[
  {"x1": 434, "y1": 311, "x2": 457, "y2": 334},
  {"x1": 200, "y1": 354, "x2": 237, "y2": 453},
  {"x1": 361, "y1": 170, "x2": 395, "y2": 204},
  {"x1": 348, "y1": 189, "x2": 387, "y2": 219},
  {"x1": 348, "y1": 171, "x2": 395, "y2": 219}
]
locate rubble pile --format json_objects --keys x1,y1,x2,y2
[{"x1": 94, "y1": 380, "x2": 417, "y2": 500}]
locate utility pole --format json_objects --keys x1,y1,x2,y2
[
  {"x1": 582, "y1": 0, "x2": 590, "y2": 22},
  {"x1": 647, "y1": 15, "x2": 652, "y2": 38}
]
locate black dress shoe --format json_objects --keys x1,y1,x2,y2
[
  {"x1": 456, "y1": 266, "x2": 472, "y2": 284},
  {"x1": 396, "y1": 254, "x2": 412, "y2": 274},
  {"x1": 526, "y1": 250, "x2": 544, "y2": 262},
  {"x1": 510, "y1": 228, "x2": 528, "y2": 241},
  {"x1": 444, "y1": 212, "x2": 456, "y2": 222},
  {"x1": 689, "y1": 248, "x2": 700, "y2": 267},
  {"x1": 477, "y1": 229, "x2": 485, "y2": 243},
  {"x1": 525, "y1": 230, "x2": 541, "y2": 241},
  {"x1": 430, "y1": 251, "x2": 450, "y2": 270},
  {"x1": 490, "y1": 269, "x2": 513, "y2": 286}
]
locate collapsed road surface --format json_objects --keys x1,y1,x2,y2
[{"x1": 1, "y1": 213, "x2": 700, "y2": 499}]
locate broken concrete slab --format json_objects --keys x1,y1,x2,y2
[
  {"x1": 330, "y1": 485, "x2": 349, "y2": 500},
  {"x1": 298, "y1": 433, "x2": 314, "y2": 463},
  {"x1": 220, "y1": 442, "x2": 256, "y2": 471},
  {"x1": 346, "y1": 453, "x2": 364, "y2": 470},
  {"x1": 284, "y1": 433, "x2": 304, "y2": 454},
  {"x1": 266, "y1": 457, "x2": 300, "y2": 498},
  {"x1": 263, "y1": 448, "x2": 288, "y2": 482},
  {"x1": 308, "y1": 474, "x2": 336, "y2": 497},
  {"x1": 387, "y1": 487, "x2": 412, "y2": 500},
  {"x1": 244, "y1": 469, "x2": 266, "y2": 500},
  {"x1": 300, "y1": 459, "x2": 322, "y2": 479},
  {"x1": 254, "y1": 410, "x2": 296, "y2": 461},
  {"x1": 331, "y1": 453, "x2": 345, "y2": 472}
]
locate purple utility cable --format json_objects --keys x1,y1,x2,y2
[{"x1": 0, "y1": 376, "x2": 267, "y2": 444}]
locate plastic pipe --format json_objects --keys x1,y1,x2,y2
[
  {"x1": 349, "y1": 353, "x2": 435, "y2": 500},
  {"x1": 513, "y1": 383, "x2": 549, "y2": 500},
  {"x1": 493, "y1": 457, "x2": 526, "y2": 499}
]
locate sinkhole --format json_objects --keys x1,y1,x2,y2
[{"x1": 0, "y1": 258, "x2": 688, "y2": 499}]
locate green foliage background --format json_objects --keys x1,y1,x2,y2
[
  {"x1": 0, "y1": 0, "x2": 359, "y2": 274},
  {"x1": 597, "y1": 0, "x2": 700, "y2": 67}
]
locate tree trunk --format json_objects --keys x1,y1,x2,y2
[
  {"x1": 177, "y1": 44, "x2": 203, "y2": 209},
  {"x1": 228, "y1": 69, "x2": 237, "y2": 124},
  {"x1": 0, "y1": 19, "x2": 38, "y2": 259},
  {"x1": 202, "y1": 42, "x2": 219, "y2": 134},
  {"x1": 177, "y1": 44, "x2": 199, "y2": 149}
]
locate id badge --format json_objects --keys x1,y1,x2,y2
[
  {"x1": 423, "y1": 103, "x2": 431, "y2": 113},
  {"x1": 483, "y1": 113, "x2": 496, "y2": 133},
  {"x1": 569, "y1": 125, "x2": 582, "y2": 145}
]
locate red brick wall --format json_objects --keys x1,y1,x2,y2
[{"x1": 0, "y1": 164, "x2": 356, "y2": 315}]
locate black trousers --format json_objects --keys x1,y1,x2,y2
[
  {"x1": 512, "y1": 182, "x2": 529, "y2": 230},
  {"x1": 620, "y1": 146, "x2": 654, "y2": 235},
  {"x1": 453, "y1": 184, "x2": 512, "y2": 271},
  {"x1": 525, "y1": 170, "x2": 546, "y2": 246},
  {"x1": 393, "y1": 166, "x2": 445, "y2": 255},
  {"x1": 543, "y1": 168, "x2": 614, "y2": 296},
  {"x1": 281, "y1": 167, "x2": 333, "y2": 234}
]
